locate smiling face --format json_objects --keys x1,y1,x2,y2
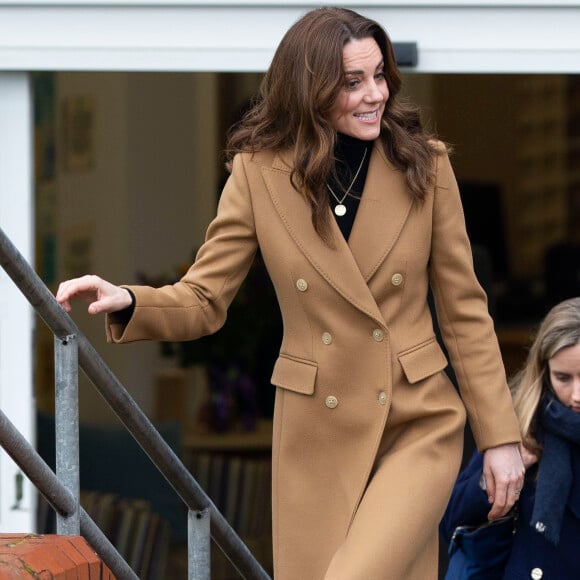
[
  {"x1": 548, "y1": 343, "x2": 580, "y2": 412},
  {"x1": 330, "y1": 37, "x2": 389, "y2": 141}
]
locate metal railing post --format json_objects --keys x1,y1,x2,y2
[
  {"x1": 189, "y1": 508, "x2": 211, "y2": 580},
  {"x1": 54, "y1": 333, "x2": 80, "y2": 535}
]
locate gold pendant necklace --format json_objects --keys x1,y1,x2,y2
[{"x1": 327, "y1": 147, "x2": 368, "y2": 216}]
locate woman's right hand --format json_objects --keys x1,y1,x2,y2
[{"x1": 56, "y1": 275, "x2": 132, "y2": 315}]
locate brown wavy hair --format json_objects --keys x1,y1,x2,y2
[{"x1": 226, "y1": 6, "x2": 440, "y2": 241}]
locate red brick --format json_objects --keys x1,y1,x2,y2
[
  {"x1": 24, "y1": 539, "x2": 73, "y2": 578},
  {"x1": 69, "y1": 539, "x2": 100, "y2": 579},
  {"x1": 58, "y1": 538, "x2": 90, "y2": 579},
  {"x1": 0, "y1": 534, "x2": 117, "y2": 579}
]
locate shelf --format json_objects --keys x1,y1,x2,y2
[{"x1": 184, "y1": 419, "x2": 273, "y2": 453}]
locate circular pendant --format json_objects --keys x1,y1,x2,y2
[{"x1": 334, "y1": 204, "x2": 346, "y2": 217}]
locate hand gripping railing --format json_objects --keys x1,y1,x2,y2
[{"x1": 0, "y1": 225, "x2": 271, "y2": 580}]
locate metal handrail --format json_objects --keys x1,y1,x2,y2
[{"x1": 0, "y1": 225, "x2": 271, "y2": 580}]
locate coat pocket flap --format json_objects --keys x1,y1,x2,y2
[
  {"x1": 398, "y1": 338, "x2": 448, "y2": 384},
  {"x1": 271, "y1": 355, "x2": 317, "y2": 395}
]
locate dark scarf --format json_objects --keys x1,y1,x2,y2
[{"x1": 531, "y1": 394, "x2": 580, "y2": 545}]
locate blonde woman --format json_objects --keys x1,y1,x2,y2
[{"x1": 442, "y1": 297, "x2": 580, "y2": 579}]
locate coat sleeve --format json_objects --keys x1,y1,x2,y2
[
  {"x1": 429, "y1": 148, "x2": 520, "y2": 450},
  {"x1": 440, "y1": 452, "x2": 491, "y2": 543},
  {"x1": 105, "y1": 153, "x2": 258, "y2": 343}
]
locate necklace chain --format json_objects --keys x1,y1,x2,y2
[{"x1": 327, "y1": 147, "x2": 368, "y2": 216}]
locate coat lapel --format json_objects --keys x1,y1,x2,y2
[
  {"x1": 261, "y1": 143, "x2": 412, "y2": 325},
  {"x1": 348, "y1": 144, "x2": 414, "y2": 282}
]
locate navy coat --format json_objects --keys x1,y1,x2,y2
[{"x1": 441, "y1": 451, "x2": 580, "y2": 579}]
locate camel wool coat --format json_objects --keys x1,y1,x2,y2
[{"x1": 106, "y1": 141, "x2": 521, "y2": 579}]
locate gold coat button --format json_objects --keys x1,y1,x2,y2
[
  {"x1": 378, "y1": 391, "x2": 388, "y2": 405},
  {"x1": 531, "y1": 568, "x2": 543, "y2": 580},
  {"x1": 322, "y1": 332, "x2": 333, "y2": 345},
  {"x1": 296, "y1": 278, "x2": 308, "y2": 292},
  {"x1": 325, "y1": 395, "x2": 338, "y2": 409},
  {"x1": 391, "y1": 273, "x2": 403, "y2": 286},
  {"x1": 372, "y1": 329, "x2": 384, "y2": 342}
]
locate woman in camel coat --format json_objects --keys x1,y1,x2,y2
[{"x1": 57, "y1": 7, "x2": 524, "y2": 579}]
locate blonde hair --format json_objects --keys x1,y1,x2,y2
[{"x1": 511, "y1": 297, "x2": 580, "y2": 454}]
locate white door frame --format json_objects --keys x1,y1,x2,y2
[{"x1": 0, "y1": 73, "x2": 34, "y2": 533}]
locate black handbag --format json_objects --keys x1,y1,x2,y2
[{"x1": 445, "y1": 510, "x2": 517, "y2": 580}]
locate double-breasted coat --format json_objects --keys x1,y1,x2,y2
[{"x1": 106, "y1": 141, "x2": 520, "y2": 579}]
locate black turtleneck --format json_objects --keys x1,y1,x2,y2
[{"x1": 328, "y1": 133, "x2": 373, "y2": 240}]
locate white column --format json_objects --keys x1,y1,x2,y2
[{"x1": 0, "y1": 72, "x2": 35, "y2": 532}]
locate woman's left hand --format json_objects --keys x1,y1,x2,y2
[{"x1": 482, "y1": 443, "x2": 525, "y2": 520}]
